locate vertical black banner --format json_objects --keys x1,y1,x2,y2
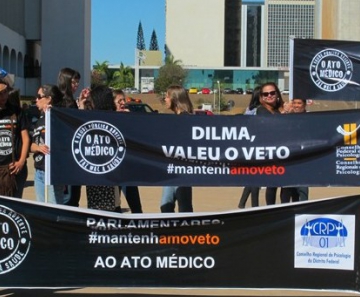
[{"x1": 292, "y1": 38, "x2": 360, "y2": 100}]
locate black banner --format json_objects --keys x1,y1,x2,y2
[
  {"x1": 291, "y1": 38, "x2": 360, "y2": 100},
  {"x1": 50, "y1": 107, "x2": 360, "y2": 187},
  {"x1": 0, "y1": 195, "x2": 359, "y2": 292}
]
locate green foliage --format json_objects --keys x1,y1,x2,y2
[
  {"x1": 149, "y1": 30, "x2": 159, "y2": 51},
  {"x1": 165, "y1": 54, "x2": 182, "y2": 65},
  {"x1": 91, "y1": 61, "x2": 110, "y2": 87},
  {"x1": 154, "y1": 64, "x2": 187, "y2": 94},
  {"x1": 219, "y1": 94, "x2": 228, "y2": 111},
  {"x1": 137, "y1": 22, "x2": 146, "y2": 50},
  {"x1": 108, "y1": 63, "x2": 134, "y2": 89}
]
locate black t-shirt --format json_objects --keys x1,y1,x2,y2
[
  {"x1": 0, "y1": 103, "x2": 29, "y2": 165},
  {"x1": 32, "y1": 114, "x2": 45, "y2": 171},
  {"x1": 256, "y1": 105, "x2": 281, "y2": 115}
]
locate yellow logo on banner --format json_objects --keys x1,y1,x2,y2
[
  {"x1": 342, "y1": 124, "x2": 357, "y2": 145},
  {"x1": 336, "y1": 123, "x2": 359, "y2": 161}
]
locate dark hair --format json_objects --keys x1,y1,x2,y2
[
  {"x1": 40, "y1": 84, "x2": 64, "y2": 107},
  {"x1": 248, "y1": 86, "x2": 261, "y2": 110},
  {"x1": 112, "y1": 89, "x2": 125, "y2": 98},
  {"x1": 7, "y1": 88, "x2": 21, "y2": 108},
  {"x1": 293, "y1": 98, "x2": 307, "y2": 104},
  {"x1": 57, "y1": 67, "x2": 80, "y2": 108},
  {"x1": 166, "y1": 84, "x2": 193, "y2": 114},
  {"x1": 88, "y1": 85, "x2": 115, "y2": 111},
  {"x1": 260, "y1": 82, "x2": 284, "y2": 109}
]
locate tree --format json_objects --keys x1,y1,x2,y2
[
  {"x1": 136, "y1": 21, "x2": 146, "y2": 50},
  {"x1": 165, "y1": 54, "x2": 182, "y2": 65},
  {"x1": 108, "y1": 63, "x2": 134, "y2": 89},
  {"x1": 149, "y1": 29, "x2": 159, "y2": 50},
  {"x1": 154, "y1": 63, "x2": 187, "y2": 94},
  {"x1": 91, "y1": 60, "x2": 110, "y2": 86}
]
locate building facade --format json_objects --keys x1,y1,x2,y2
[
  {"x1": 265, "y1": 0, "x2": 315, "y2": 68},
  {"x1": 165, "y1": 0, "x2": 242, "y2": 68},
  {"x1": 0, "y1": 0, "x2": 91, "y2": 97},
  {"x1": 314, "y1": 0, "x2": 360, "y2": 41}
]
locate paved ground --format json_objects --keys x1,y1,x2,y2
[{"x1": 4, "y1": 156, "x2": 356, "y2": 296}]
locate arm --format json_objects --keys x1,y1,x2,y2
[
  {"x1": 9, "y1": 129, "x2": 30, "y2": 174},
  {"x1": 30, "y1": 142, "x2": 50, "y2": 155}
]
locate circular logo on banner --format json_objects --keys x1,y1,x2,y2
[
  {"x1": 310, "y1": 48, "x2": 353, "y2": 92},
  {"x1": 72, "y1": 121, "x2": 126, "y2": 174},
  {"x1": 0, "y1": 205, "x2": 32, "y2": 274}
]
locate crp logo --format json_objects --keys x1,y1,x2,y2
[
  {"x1": 72, "y1": 121, "x2": 126, "y2": 174},
  {"x1": 300, "y1": 218, "x2": 347, "y2": 248},
  {"x1": 0, "y1": 205, "x2": 31, "y2": 274},
  {"x1": 310, "y1": 48, "x2": 353, "y2": 92}
]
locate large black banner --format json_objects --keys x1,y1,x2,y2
[
  {"x1": 50, "y1": 107, "x2": 360, "y2": 187},
  {"x1": 0, "y1": 195, "x2": 359, "y2": 292},
  {"x1": 291, "y1": 38, "x2": 360, "y2": 100}
]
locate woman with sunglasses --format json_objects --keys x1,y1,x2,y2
[
  {"x1": 30, "y1": 84, "x2": 65, "y2": 204},
  {"x1": 257, "y1": 82, "x2": 287, "y2": 205},
  {"x1": 257, "y1": 82, "x2": 284, "y2": 115}
]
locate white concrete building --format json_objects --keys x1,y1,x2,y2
[
  {"x1": 0, "y1": 0, "x2": 91, "y2": 97},
  {"x1": 165, "y1": 0, "x2": 242, "y2": 68}
]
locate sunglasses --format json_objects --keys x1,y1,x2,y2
[
  {"x1": 261, "y1": 91, "x2": 277, "y2": 97},
  {"x1": 36, "y1": 94, "x2": 47, "y2": 100}
]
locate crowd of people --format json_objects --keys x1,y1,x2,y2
[{"x1": 0, "y1": 66, "x2": 308, "y2": 213}]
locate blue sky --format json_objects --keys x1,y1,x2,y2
[{"x1": 91, "y1": 0, "x2": 165, "y2": 67}]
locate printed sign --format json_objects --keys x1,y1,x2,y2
[
  {"x1": 291, "y1": 38, "x2": 360, "y2": 100},
  {"x1": 0, "y1": 194, "x2": 360, "y2": 292},
  {"x1": 49, "y1": 108, "x2": 360, "y2": 186},
  {"x1": 294, "y1": 215, "x2": 355, "y2": 270}
]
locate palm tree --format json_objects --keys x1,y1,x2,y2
[
  {"x1": 91, "y1": 60, "x2": 110, "y2": 86},
  {"x1": 109, "y1": 63, "x2": 134, "y2": 89},
  {"x1": 164, "y1": 54, "x2": 182, "y2": 65}
]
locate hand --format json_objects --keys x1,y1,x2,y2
[
  {"x1": 9, "y1": 160, "x2": 25, "y2": 175},
  {"x1": 281, "y1": 102, "x2": 293, "y2": 114},
  {"x1": 77, "y1": 88, "x2": 91, "y2": 109},
  {"x1": 37, "y1": 144, "x2": 50, "y2": 155}
]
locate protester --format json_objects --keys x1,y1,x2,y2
[
  {"x1": 0, "y1": 80, "x2": 30, "y2": 198},
  {"x1": 57, "y1": 67, "x2": 80, "y2": 108},
  {"x1": 78, "y1": 85, "x2": 120, "y2": 211},
  {"x1": 160, "y1": 85, "x2": 193, "y2": 213},
  {"x1": 256, "y1": 82, "x2": 286, "y2": 205},
  {"x1": 280, "y1": 98, "x2": 309, "y2": 203},
  {"x1": 57, "y1": 67, "x2": 82, "y2": 206},
  {"x1": 113, "y1": 89, "x2": 143, "y2": 213},
  {"x1": 30, "y1": 84, "x2": 64, "y2": 204},
  {"x1": 238, "y1": 86, "x2": 262, "y2": 208}
]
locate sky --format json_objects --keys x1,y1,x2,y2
[{"x1": 91, "y1": 0, "x2": 166, "y2": 67}]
